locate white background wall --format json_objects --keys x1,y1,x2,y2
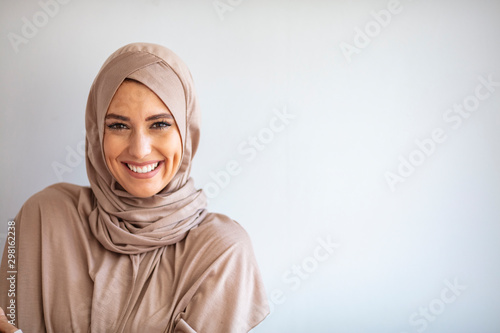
[{"x1": 1, "y1": 0, "x2": 499, "y2": 332}]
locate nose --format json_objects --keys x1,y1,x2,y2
[{"x1": 128, "y1": 130, "x2": 152, "y2": 159}]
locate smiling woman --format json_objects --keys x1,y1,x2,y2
[
  {"x1": 0, "y1": 43, "x2": 269, "y2": 332},
  {"x1": 103, "y1": 79, "x2": 183, "y2": 198}
]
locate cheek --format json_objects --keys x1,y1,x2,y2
[
  {"x1": 103, "y1": 134, "x2": 121, "y2": 163},
  {"x1": 161, "y1": 131, "x2": 183, "y2": 159},
  {"x1": 173, "y1": 133, "x2": 183, "y2": 158}
]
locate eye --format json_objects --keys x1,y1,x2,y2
[
  {"x1": 106, "y1": 122, "x2": 128, "y2": 130},
  {"x1": 151, "y1": 121, "x2": 172, "y2": 129}
]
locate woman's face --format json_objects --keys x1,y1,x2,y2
[{"x1": 103, "y1": 80, "x2": 182, "y2": 198}]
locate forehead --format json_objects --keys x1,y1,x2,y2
[{"x1": 107, "y1": 80, "x2": 173, "y2": 117}]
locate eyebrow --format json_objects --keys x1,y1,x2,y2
[
  {"x1": 146, "y1": 113, "x2": 174, "y2": 121},
  {"x1": 105, "y1": 113, "x2": 174, "y2": 121}
]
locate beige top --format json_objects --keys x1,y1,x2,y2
[{"x1": 0, "y1": 43, "x2": 269, "y2": 332}]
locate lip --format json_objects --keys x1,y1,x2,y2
[
  {"x1": 122, "y1": 160, "x2": 163, "y2": 179},
  {"x1": 122, "y1": 160, "x2": 162, "y2": 167}
]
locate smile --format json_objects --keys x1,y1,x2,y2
[{"x1": 126, "y1": 162, "x2": 160, "y2": 174}]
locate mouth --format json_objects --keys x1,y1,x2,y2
[
  {"x1": 126, "y1": 162, "x2": 160, "y2": 174},
  {"x1": 121, "y1": 160, "x2": 163, "y2": 179}
]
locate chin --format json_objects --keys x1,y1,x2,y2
[
  {"x1": 117, "y1": 174, "x2": 173, "y2": 198},
  {"x1": 117, "y1": 182, "x2": 160, "y2": 198}
]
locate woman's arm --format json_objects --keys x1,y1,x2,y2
[{"x1": 173, "y1": 223, "x2": 270, "y2": 333}]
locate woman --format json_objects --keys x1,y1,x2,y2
[{"x1": 0, "y1": 42, "x2": 269, "y2": 332}]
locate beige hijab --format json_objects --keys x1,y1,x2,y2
[
  {"x1": 0, "y1": 43, "x2": 269, "y2": 332},
  {"x1": 86, "y1": 42, "x2": 207, "y2": 254}
]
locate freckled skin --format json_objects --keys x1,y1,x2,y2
[{"x1": 103, "y1": 80, "x2": 182, "y2": 198}]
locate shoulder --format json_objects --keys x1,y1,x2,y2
[
  {"x1": 18, "y1": 183, "x2": 92, "y2": 219},
  {"x1": 25, "y1": 183, "x2": 91, "y2": 204},
  {"x1": 184, "y1": 212, "x2": 256, "y2": 260},
  {"x1": 193, "y1": 212, "x2": 252, "y2": 247}
]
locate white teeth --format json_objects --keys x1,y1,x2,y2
[{"x1": 127, "y1": 162, "x2": 159, "y2": 174}]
